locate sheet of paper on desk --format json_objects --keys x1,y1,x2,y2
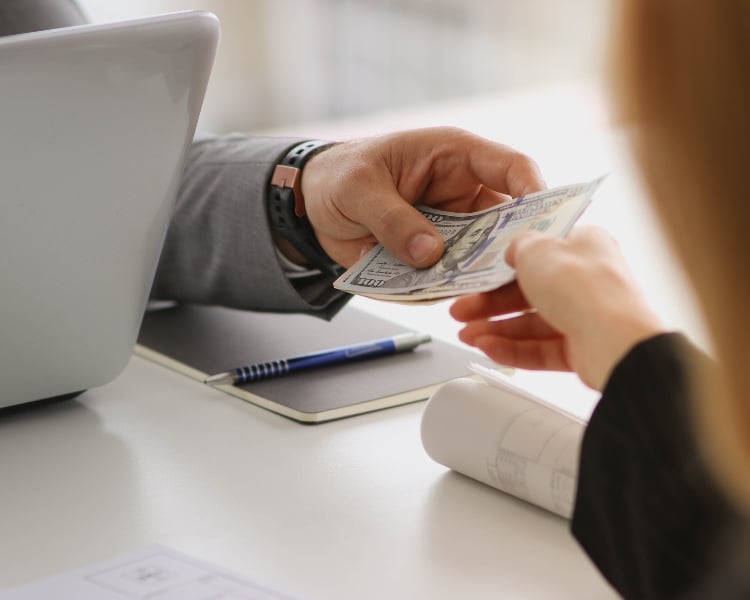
[{"x1": 0, "y1": 545, "x2": 299, "y2": 600}]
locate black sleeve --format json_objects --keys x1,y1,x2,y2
[{"x1": 571, "y1": 333, "x2": 745, "y2": 599}]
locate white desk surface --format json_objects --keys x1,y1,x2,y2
[{"x1": 0, "y1": 81, "x2": 703, "y2": 599}]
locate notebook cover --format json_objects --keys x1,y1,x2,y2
[{"x1": 135, "y1": 304, "x2": 482, "y2": 423}]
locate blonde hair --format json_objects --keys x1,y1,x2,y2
[{"x1": 612, "y1": 0, "x2": 750, "y2": 507}]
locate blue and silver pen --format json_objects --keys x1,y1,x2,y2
[{"x1": 203, "y1": 332, "x2": 432, "y2": 386}]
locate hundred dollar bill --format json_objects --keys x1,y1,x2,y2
[{"x1": 333, "y1": 176, "x2": 605, "y2": 302}]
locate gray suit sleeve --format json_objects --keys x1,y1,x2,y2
[
  {"x1": 0, "y1": 0, "x2": 349, "y2": 319},
  {"x1": 150, "y1": 134, "x2": 349, "y2": 319}
]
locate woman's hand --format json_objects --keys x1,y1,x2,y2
[{"x1": 450, "y1": 226, "x2": 666, "y2": 390}]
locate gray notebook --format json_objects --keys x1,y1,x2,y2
[{"x1": 135, "y1": 304, "x2": 484, "y2": 423}]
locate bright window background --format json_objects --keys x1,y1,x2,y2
[{"x1": 78, "y1": 0, "x2": 613, "y2": 133}]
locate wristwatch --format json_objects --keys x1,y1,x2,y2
[{"x1": 268, "y1": 140, "x2": 341, "y2": 277}]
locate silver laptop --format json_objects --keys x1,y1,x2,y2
[{"x1": 0, "y1": 12, "x2": 219, "y2": 408}]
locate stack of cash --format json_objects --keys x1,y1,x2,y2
[{"x1": 334, "y1": 177, "x2": 604, "y2": 303}]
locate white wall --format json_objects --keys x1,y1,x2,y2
[{"x1": 78, "y1": 0, "x2": 612, "y2": 133}]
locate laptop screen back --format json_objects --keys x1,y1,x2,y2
[{"x1": 0, "y1": 12, "x2": 219, "y2": 407}]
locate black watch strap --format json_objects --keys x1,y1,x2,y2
[{"x1": 268, "y1": 140, "x2": 341, "y2": 278}]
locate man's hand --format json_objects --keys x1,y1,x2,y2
[
  {"x1": 300, "y1": 127, "x2": 545, "y2": 269},
  {"x1": 450, "y1": 226, "x2": 666, "y2": 390}
]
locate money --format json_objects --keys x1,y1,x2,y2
[{"x1": 333, "y1": 176, "x2": 604, "y2": 303}]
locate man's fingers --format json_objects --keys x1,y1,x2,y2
[
  {"x1": 468, "y1": 139, "x2": 546, "y2": 198},
  {"x1": 472, "y1": 186, "x2": 512, "y2": 211},
  {"x1": 352, "y1": 188, "x2": 444, "y2": 267}
]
